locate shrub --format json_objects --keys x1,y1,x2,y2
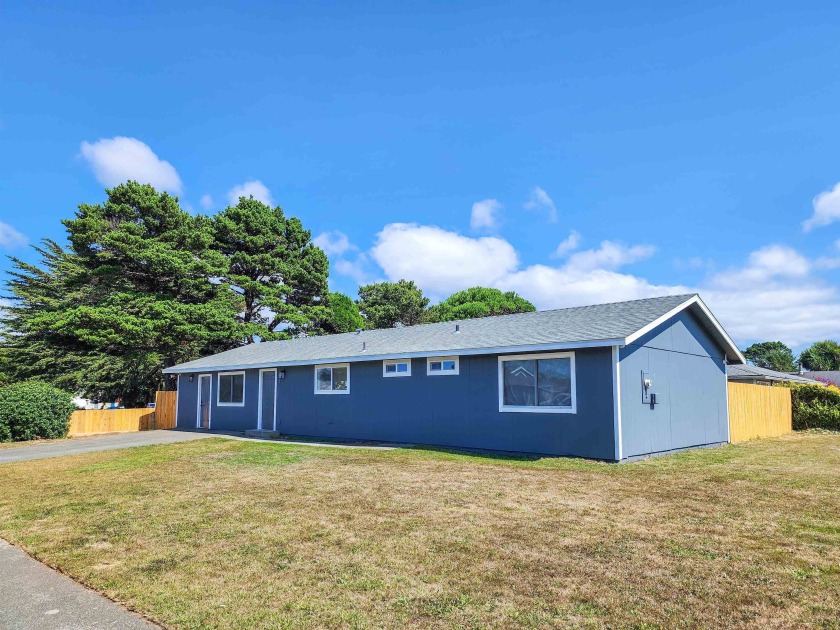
[
  {"x1": 0, "y1": 381, "x2": 76, "y2": 442},
  {"x1": 790, "y1": 383, "x2": 840, "y2": 432}
]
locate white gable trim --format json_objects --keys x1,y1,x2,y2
[{"x1": 624, "y1": 295, "x2": 745, "y2": 364}]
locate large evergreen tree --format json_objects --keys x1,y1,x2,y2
[
  {"x1": 2, "y1": 182, "x2": 241, "y2": 405},
  {"x1": 212, "y1": 196, "x2": 329, "y2": 341},
  {"x1": 799, "y1": 340, "x2": 840, "y2": 371},
  {"x1": 357, "y1": 280, "x2": 429, "y2": 329},
  {"x1": 743, "y1": 341, "x2": 798, "y2": 372},
  {"x1": 322, "y1": 292, "x2": 364, "y2": 334},
  {"x1": 425, "y1": 287, "x2": 535, "y2": 323}
]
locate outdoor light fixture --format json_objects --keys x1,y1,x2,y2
[
  {"x1": 189, "y1": 375, "x2": 194, "y2": 382},
  {"x1": 278, "y1": 370, "x2": 286, "y2": 380}
]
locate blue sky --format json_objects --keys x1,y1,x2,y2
[{"x1": 1, "y1": 1, "x2": 839, "y2": 349}]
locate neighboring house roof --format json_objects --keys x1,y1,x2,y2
[
  {"x1": 727, "y1": 364, "x2": 814, "y2": 384},
  {"x1": 164, "y1": 293, "x2": 745, "y2": 374},
  {"x1": 799, "y1": 371, "x2": 840, "y2": 387}
]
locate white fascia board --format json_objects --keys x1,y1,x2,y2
[
  {"x1": 624, "y1": 295, "x2": 745, "y2": 364},
  {"x1": 162, "y1": 337, "x2": 626, "y2": 374}
]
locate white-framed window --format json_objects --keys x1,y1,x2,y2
[
  {"x1": 383, "y1": 360, "x2": 411, "y2": 377},
  {"x1": 498, "y1": 352, "x2": 576, "y2": 413},
  {"x1": 217, "y1": 371, "x2": 245, "y2": 406},
  {"x1": 314, "y1": 363, "x2": 350, "y2": 394},
  {"x1": 427, "y1": 356, "x2": 459, "y2": 376}
]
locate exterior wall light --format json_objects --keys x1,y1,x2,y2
[{"x1": 278, "y1": 370, "x2": 286, "y2": 380}]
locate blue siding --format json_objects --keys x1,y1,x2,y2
[
  {"x1": 619, "y1": 310, "x2": 728, "y2": 459},
  {"x1": 176, "y1": 348, "x2": 617, "y2": 459},
  {"x1": 175, "y1": 370, "x2": 262, "y2": 431}
]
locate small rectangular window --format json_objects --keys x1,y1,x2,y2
[
  {"x1": 383, "y1": 360, "x2": 411, "y2": 377},
  {"x1": 217, "y1": 372, "x2": 245, "y2": 406},
  {"x1": 427, "y1": 356, "x2": 459, "y2": 376},
  {"x1": 314, "y1": 364, "x2": 350, "y2": 394},
  {"x1": 498, "y1": 352, "x2": 575, "y2": 413}
]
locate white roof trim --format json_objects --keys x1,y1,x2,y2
[
  {"x1": 162, "y1": 338, "x2": 625, "y2": 374},
  {"x1": 624, "y1": 295, "x2": 745, "y2": 364}
]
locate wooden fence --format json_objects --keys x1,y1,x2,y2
[
  {"x1": 728, "y1": 382, "x2": 792, "y2": 443},
  {"x1": 68, "y1": 391, "x2": 177, "y2": 435},
  {"x1": 155, "y1": 390, "x2": 177, "y2": 429}
]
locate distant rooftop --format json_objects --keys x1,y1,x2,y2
[{"x1": 727, "y1": 363, "x2": 814, "y2": 384}]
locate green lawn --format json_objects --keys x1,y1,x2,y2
[{"x1": 0, "y1": 433, "x2": 838, "y2": 629}]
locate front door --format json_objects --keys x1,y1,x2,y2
[
  {"x1": 198, "y1": 374, "x2": 211, "y2": 429},
  {"x1": 259, "y1": 369, "x2": 276, "y2": 431}
]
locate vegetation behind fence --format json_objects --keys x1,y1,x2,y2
[
  {"x1": 69, "y1": 391, "x2": 177, "y2": 435},
  {"x1": 790, "y1": 383, "x2": 840, "y2": 431},
  {"x1": 728, "y1": 382, "x2": 792, "y2": 443}
]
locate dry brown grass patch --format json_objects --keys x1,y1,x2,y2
[{"x1": 0, "y1": 433, "x2": 838, "y2": 628}]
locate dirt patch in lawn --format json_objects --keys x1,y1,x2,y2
[{"x1": 0, "y1": 433, "x2": 838, "y2": 629}]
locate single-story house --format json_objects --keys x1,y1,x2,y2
[
  {"x1": 726, "y1": 364, "x2": 814, "y2": 386},
  {"x1": 799, "y1": 371, "x2": 840, "y2": 387},
  {"x1": 163, "y1": 293, "x2": 745, "y2": 462}
]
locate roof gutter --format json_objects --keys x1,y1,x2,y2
[{"x1": 162, "y1": 337, "x2": 627, "y2": 374}]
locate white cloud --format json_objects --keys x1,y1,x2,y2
[
  {"x1": 564, "y1": 241, "x2": 655, "y2": 272},
  {"x1": 523, "y1": 186, "x2": 558, "y2": 222},
  {"x1": 802, "y1": 181, "x2": 840, "y2": 231},
  {"x1": 79, "y1": 137, "x2": 183, "y2": 194},
  {"x1": 712, "y1": 244, "x2": 809, "y2": 288},
  {"x1": 227, "y1": 180, "x2": 273, "y2": 206},
  {"x1": 0, "y1": 221, "x2": 27, "y2": 250},
  {"x1": 200, "y1": 194, "x2": 214, "y2": 210},
  {"x1": 314, "y1": 231, "x2": 356, "y2": 257},
  {"x1": 370, "y1": 223, "x2": 519, "y2": 294},
  {"x1": 470, "y1": 199, "x2": 502, "y2": 230},
  {"x1": 365, "y1": 222, "x2": 840, "y2": 348},
  {"x1": 335, "y1": 254, "x2": 375, "y2": 285},
  {"x1": 551, "y1": 230, "x2": 581, "y2": 258}
]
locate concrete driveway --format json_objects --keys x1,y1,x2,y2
[
  {"x1": 0, "y1": 430, "x2": 213, "y2": 464},
  {"x1": 0, "y1": 539, "x2": 156, "y2": 629}
]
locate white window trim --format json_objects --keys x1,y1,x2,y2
[
  {"x1": 383, "y1": 359, "x2": 412, "y2": 377},
  {"x1": 314, "y1": 363, "x2": 350, "y2": 394},
  {"x1": 427, "y1": 356, "x2": 460, "y2": 376},
  {"x1": 498, "y1": 351, "x2": 577, "y2": 414},
  {"x1": 217, "y1": 370, "x2": 246, "y2": 407}
]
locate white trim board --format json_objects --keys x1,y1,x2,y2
[
  {"x1": 612, "y1": 345, "x2": 623, "y2": 461},
  {"x1": 624, "y1": 295, "x2": 744, "y2": 364}
]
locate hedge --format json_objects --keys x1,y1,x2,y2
[
  {"x1": 0, "y1": 381, "x2": 76, "y2": 442},
  {"x1": 790, "y1": 383, "x2": 840, "y2": 432}
]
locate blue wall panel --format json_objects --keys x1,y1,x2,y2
[
  {"x1": 175, "y1": 348, "x2": 617, "y2": 459},
  {"x1": 619, "y1": 310, "x2": 728, "y2": 459}
]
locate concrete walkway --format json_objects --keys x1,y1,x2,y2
[
  {"x1": 0, "y1": 430, "x2": 212, "y2": 464},
  {"x1": 0, "y1": 539, "x2": 156, "y2": 629},
  {"x1": 0, "y1": 429, "x2": 400, "y2": 465}
]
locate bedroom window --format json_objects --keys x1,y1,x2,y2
[
  {"x1": 217, "y1": 371, "x2": 245, "y2": 406},
  {"x1": 427, "y1": 356, "x2": 459, "y2": 375},
  {"x1": 383, "y1": 360, "x2": 411, "y2": 377},
  {"x1": 314, "y1": 363, "x2": 350, "y2": 394},
  {"x1": 498, "y1": 352, "x2": 576, "y2": 413}
]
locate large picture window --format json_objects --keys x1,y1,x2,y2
[
  {"x1": 217, "y1": 371, "x2": 245, "y2": 406},
  {"x1": 314, "y1": 363, "x2": 350, "y2": 394},
  {"x1": 498, "y1": 352, "x2": 576, "y2": 413}
]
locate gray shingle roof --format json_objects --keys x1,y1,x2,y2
[
  {"x1": 799, "y1": 371, "x2": 840, "y2": 387},
  {"x1": 165, "y1": 293, "x2": 737, "y2": 373},
  {"x1": 727, "y1": 364, "x2": 814, "y2": 384}
]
